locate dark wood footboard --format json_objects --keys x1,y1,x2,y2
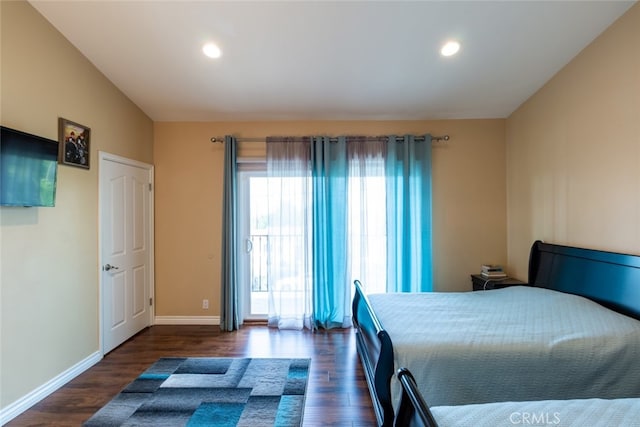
[
  {"x1": 396, "y1": 368, "x2": 439, "y2": 427},
  {"x1": 352, "y1": 280, "x2": 395, "y2": 427}
]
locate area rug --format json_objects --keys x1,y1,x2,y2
[{"x1": 83, "y1": 357, "x2": 310, "y2": 427}]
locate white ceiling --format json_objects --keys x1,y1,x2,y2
[{"x1": 30, "y1": 1, "x2": 635, "y2": 122}]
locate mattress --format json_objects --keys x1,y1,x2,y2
[
  {"x1": 431, "y1": 398, "x2": 640, "y2": 427},
  {"x1": 367, "y1": 286, "x2": 640, "y2": 407}
]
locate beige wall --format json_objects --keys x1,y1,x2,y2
[
  {"x1": 154, "y1": 119, "x2": 507, "y2": 318},
  {"x1": 1, "y1": 1, "x2": 153, "y2": 411},
  {"x1": 506, "y1": 3, "x2": 640, "y2": 278}
]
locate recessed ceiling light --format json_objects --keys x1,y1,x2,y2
[
  {"x1": 203, "y1": 42, "x2": 222, "y2": 59},
  {"x1": 440, "y1": 41, "x2": 460, "y2": 57}
]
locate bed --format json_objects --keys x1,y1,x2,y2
[
  {"x1": 396, "y1": 367, "x2": 640, "y2": 427},
  {"x1": 352, "y1": 241, "x2": 640, "y2": 426}
]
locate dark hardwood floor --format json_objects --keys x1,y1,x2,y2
[{"x1": 6, "y1": 325, "x2": 377, "y2": 426}]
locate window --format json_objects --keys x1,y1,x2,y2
[{"x1": 347, "y1": 173, "x2": 387, "y2": 295}]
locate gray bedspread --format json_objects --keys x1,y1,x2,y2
[
  {"x1": 367, "y1": 286, "x2": 640, "y2": 408},
  {"x1": 431, "y1": 398, "x2": 640, "y2": 427}
]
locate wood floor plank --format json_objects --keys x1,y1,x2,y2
[{"x1": 5, "y1": 325, "x2": 377, "y2": 426}]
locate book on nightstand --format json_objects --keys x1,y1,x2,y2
[{"x1": 480, "y1": 264, "x2": 507, "y2": 279}]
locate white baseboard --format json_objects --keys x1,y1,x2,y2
[
  {"x1": 0, "y1": 351, "x2": 102, "y2": 425},
  {"x1": 154, "y1": 316, "x2": 220, "y2": 325}
]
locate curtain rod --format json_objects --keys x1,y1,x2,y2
[{"x1": 210, "y1": 135, "x2": 450, "y2": 144}]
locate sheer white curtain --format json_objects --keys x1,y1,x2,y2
[
  {"x1": 346, "y1": 138, "x2": 387, "y2": 296},
  {"x1": 266, "y1": 138, "x2": 313, "y2": 330}
]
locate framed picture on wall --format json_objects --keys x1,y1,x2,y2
[{"x1": 58, "y1": 117, "x2": 91, "y2": 169}]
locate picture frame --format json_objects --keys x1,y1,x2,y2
[{"x1": 58, "y1": 117, "x2": 91, "y2": 169}]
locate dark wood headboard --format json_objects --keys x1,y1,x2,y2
[{"x1": 528, "y1": 240, "x2": 640, "y2": 320}]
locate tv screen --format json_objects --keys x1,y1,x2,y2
[{"x1": 1, "y1": 126, "x2": 59, "y2": 207}]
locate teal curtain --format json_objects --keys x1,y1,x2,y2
[
  {"x1": 220, "y1": 135, "x2": 240, "y2": 331},
  {"x1": 386, "y1": 135, "x2": 433, "y2": 292},
  {"x1": 311, "y1": 136, "x2": 350, "y2": 329}
]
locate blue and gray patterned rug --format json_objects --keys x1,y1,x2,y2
[{"x1": 83, "y1": 357, "x2": 310, "y2": 427}]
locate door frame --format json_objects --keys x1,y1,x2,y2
[
  {"x1": 98, "y1": 151, "x2": 155, "y2": 355},
  {"x1": 237, "y1": 166, "x2": 268, "y2": 321}
]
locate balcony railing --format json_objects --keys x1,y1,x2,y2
[
  {"x1": 249, "y1": 234, "x2": 268, "y2": 292},
  {"x1": 248, "y1": 234, "x2": 310, "y2": 293}
]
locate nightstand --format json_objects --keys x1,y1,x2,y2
[{"x1": 471, "y1": 274, "x2": 527, "y2": 291}]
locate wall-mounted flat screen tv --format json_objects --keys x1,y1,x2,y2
[{"x1": 1, "y1": 126, "x2": 59, "y2": 207}]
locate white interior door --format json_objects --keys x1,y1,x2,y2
[{"x1": 99, "y1": 152, "x2": 154, "y2": 354}]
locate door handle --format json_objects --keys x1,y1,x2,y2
[
  {"x1": 103, "y1": 263, "x2": 120, "y2": 271},
  {"x1": 246, "y1": 238, "x2": 253, "y2": 253}
]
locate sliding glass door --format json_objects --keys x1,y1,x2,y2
[{"x1": 238, "y1": 170, "x2": 269, "y2": 320}]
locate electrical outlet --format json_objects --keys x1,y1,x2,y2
[{"x1": 202, "y1": 299, "x2": 209, "y2": 309}]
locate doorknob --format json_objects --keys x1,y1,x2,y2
[{"x1": 103, "y1": 263, "x2": 119, "y2": 271}]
